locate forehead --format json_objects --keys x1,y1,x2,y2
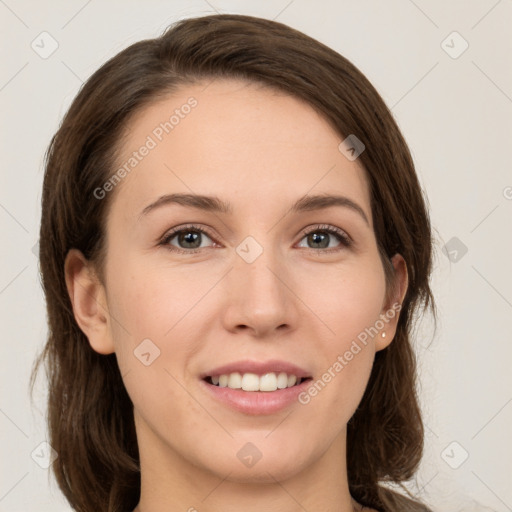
[{"x1": 109, "y1": 78, "x2": 372, "y2": 225}]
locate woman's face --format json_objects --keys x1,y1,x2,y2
[{"x1": 72, "y1": 78, "x2": 407, "y2": 485}]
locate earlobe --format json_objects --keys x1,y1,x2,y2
[
  {"x1": 376, "y1": 253, "x2": 409, "y2": 351},
  {"x1": 64, "y1": 248, "x2": 115, "y2": 355}
]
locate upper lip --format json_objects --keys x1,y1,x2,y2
[{"x1": 201, "y1": 359, "x2": 312, "y2": 379}]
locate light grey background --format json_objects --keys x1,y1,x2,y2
[{"x1": 1, "y1": 1, "x2": 511, "y2": 511}]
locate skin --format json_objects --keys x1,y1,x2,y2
[{"x1": 65, "y1": 78, "x2": 408, "y2": 512}]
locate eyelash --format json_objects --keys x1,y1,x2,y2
[{"x1": 159, "y1": 223, "x2": 352, "y2": 255}]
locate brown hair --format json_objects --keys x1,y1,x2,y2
[{"x1": 31, "y1": 13, "x2": 437, "y2": 512}]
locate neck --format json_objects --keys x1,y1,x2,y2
[{"x1": 133, "y1": 420, "x2": 358, "y2": 512}]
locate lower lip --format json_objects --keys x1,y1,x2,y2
[{"x1": 200, "y1": 378, "x2": 312, "y2": 415}]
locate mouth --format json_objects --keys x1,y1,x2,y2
[
  {"x1": 199, "y1": 360, "x2": 314, "y2": 414},
  {"x1": 202, "y1": 372, "x2": 313, "y2": 392},
  {"x1": 200, "y1": 373, "x2": 314, "y2": 415}
]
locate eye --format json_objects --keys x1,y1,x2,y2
[
  {"x1": 159, "y1": 223, "x2": 352, "y2": 254},
  {"x1": 159, "y1": 224, "x2": 216, "y2": 253},
  {"x1": 296, "y1": 224, "x2": 352, "y2": 252}
]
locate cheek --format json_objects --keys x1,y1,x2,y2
[
  {"x1": 107, "y1": 259, "x2": 212, "y2": 343},
  {"x1": 303, "y1": 257, "x2": 387, "y2": 343},
  {"x1": 107, "y1": 265, "x2": 207, "y2": 435},
  {"x1": 106, "y1": 259, "x2": 220, "y2": 410},
  {"x1": 300, "y1": 330, "x2": 375, "y2": 437},
  {"x1": 297, "y1": 259, "x2": 385, "y2": 417}
]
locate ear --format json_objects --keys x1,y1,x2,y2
[
  {"x1": 64, "y1": 248, "x2": 115, "y2": 355},
  {"x1": 375, "y1": 253, "x2": 408, "y2": 351}
]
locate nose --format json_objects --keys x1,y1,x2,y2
[{"x1": 221, "y1": 244, "x2": 300, "y2": 338}]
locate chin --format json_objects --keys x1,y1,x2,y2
[{"x1": 197, "y1": 439, "x2": 312, "y2": 484}]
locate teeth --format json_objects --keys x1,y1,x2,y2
[
  {"x1": 242, "y1": 373, "x2": 259, "y2": 391},
  {"x1": 229, "y1": 372, "x2": 242, "y2": 389},
  {"x1": 208, "y1": 372, "x2": 303, "y2": 392},
  {"x1": 260, "y1": 372, "x2": 277, "y2": 391}
]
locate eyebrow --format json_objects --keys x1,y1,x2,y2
[{"x1": 139, "y1": 192, "x2": 370, "y2": 226}]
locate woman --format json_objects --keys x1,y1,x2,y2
[{"x1": 32, "y1": 13, "x2": 437, "y2": 512}]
